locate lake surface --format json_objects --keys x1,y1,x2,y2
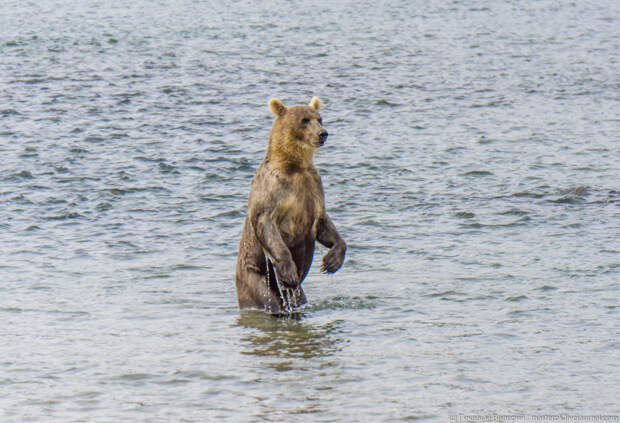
[{"x1": 1, "y1": 0, "x2": 619, "y2": 421}]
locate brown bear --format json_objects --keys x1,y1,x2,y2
[{"x1": 235, "y1": 96, "x2": 347, "y2": 313}]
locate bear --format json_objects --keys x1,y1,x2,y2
[{"x1": 235, "y1": 96, "x2": 347, "y2": 313}]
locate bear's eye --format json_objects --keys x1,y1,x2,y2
[
  {"x1": 301, "y1": 117, "x2": 310, "y2": 125},
  {"x1": 318, "y1": 118, "x2": 323, "y2": 125}
]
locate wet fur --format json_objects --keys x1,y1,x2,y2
[{"x1": 235, "y1": 97, "x2": 346, "y2": 313}]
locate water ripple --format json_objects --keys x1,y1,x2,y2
[{"x1": 1, "y1": 0, "x2": 618, "y2": 421}]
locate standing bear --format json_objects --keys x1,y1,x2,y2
[{"x1": 235, "y1": 96, "x2": 346, "y2": 313}]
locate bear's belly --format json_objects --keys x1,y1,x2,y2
[{"x1": 277, "y1": 211, "x2": 317, "y2": 246}]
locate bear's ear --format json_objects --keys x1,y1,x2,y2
[
  {"x1": 269, "y1": 98, "x2": 286, "y2": 117},
  {"x1": 309, "y1": 96, "x2": 322, "y2": 111}
]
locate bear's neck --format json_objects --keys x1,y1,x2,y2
[
  {"x1": 266, "y1": 152, "x2": 313, "y2": 172},
  {"x1": 266, "y1": 140, "x2": 315, "y2": 171}
]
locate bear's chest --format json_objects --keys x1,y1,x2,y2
[{"x1": 272, "y1": 172, "x2": 324, "y2": 241}]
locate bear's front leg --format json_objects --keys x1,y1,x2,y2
[
  {"x1": 317, "y1": 214, "x2": 347, "y2": 274},
  {"x1": 253, "y1": 213, "x2": 299, "y2": 288}
]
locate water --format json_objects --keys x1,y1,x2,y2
[{"x1": 1, "y1": 0, "x2": 619, "y2": 421}]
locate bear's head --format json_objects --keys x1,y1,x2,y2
[{"x1": 266, "y1": 96, "x2": 328, "y2": 170}]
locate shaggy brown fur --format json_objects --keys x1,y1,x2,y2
[{"x1": 235, "y1": 96, "x2": 346, "y2": 313}]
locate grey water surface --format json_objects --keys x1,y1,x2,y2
[{"x1": 1, "y1": 0, "x2": 619, "y2": 422}]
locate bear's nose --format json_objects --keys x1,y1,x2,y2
[{"x1": 319, "y1": 129, "x2": 328, "y2": 146}]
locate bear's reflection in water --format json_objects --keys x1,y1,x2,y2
[{"x1": 237, "y1": 312, "x2": 343, "y2": 363}]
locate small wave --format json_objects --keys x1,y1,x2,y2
[
  {"x1": 461, "y1": 170, "x2": 493, "y2": 177},
  {"x1": 536, "y1": 285, "x2": 557, "y2": 291},
  {"x1": 43, "y1": 212, "x2": 82, "y2": 221},
  {"x1": 357, "y1": 218, "x2": 381, "y2": 227},
  {"x1": 235, "y1": 158, "x2": 255, "y2": 173},
  {"x1": 550, "y1": 196, "x2": 585, "y2": 204},
  {"x1": 105, "y1": 186, "x2": 169, "y2": 195},
  {"x1": 0, "y1": 307, "x2": 23, "y2": 313},
  {"x1": 209, "y1": 209, "x2": 243, "y2": 219},
  {"x1": 460, "y1": 217, "x2": 530, "y2": 229},
  {"x1": 96, "y1": 202, "x2": 112, "y2": 212},
  {"x1": 498, "y1": 209, "x2": 529, "y2": 216},
  {"x1": 158, "y1": 162, "x2": 179, "y2": 174},
  {"x1": 308, "y1": 295, "x2": 378, "y2": 311},
  {"x1": 505, "y1": 295, "x2": 528, "y2": 302},
  {"x1": 1, "y1": 109, "x2": 20, "y2": 117},
  {"x1": 549, "y1": 186, "x2": 590, "y2": 204},
  {"x1": 470, "y1": 99, "x2": 511, "y2": 108},
  {"x1": 4, "y1": 170, "x2": 34, "y2": 181},
  {"x1": 69, "y1": 147, "x2": 89, "y2": 154},
  {"x1": 375, "y1": 99, "x2": 401, "y2": 107},
  {"x1": 203, "y1": 172, "x2": 225, "y2": 182},
  {"x1": 455, "y1": 211, "x2": 475, "y2": 219},
  {"x1": 512, "y1": 191, "x2": 546, "y2": 199},
  {"x1": 43, "y1": 197, "x2": 68, "y2": 205},
  {"x1": 118, "y1": 373, "x2": 154, "y2": 382},
  {"x1": 84, "y1": 135, "x2": 105, "y2": 143},
  {"x1": 424, "y1": 290, "x2": 467, "y2": 298}
]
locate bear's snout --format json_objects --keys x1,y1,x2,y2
[{"x1": 318, "y1": 129, "x2": 328, "y2": 146}]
